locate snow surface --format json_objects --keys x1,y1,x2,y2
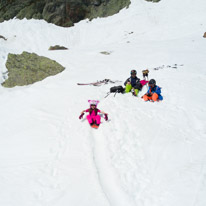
[{"x1": 0, "y1": 0, "x2": 206, "y2": 205}]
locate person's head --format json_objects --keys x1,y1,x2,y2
[
  {"x1": 88, "y1": 100, "x2": 99, "y2": 108},
  {"x1": 90, "y1": 104, "x2": 96, "y2": 109},
  {"x1": 131, "y1": 70, "x2": 137, "y2": 77},
  {"x1": 149, "y1": 79, "x2": 156, "y2": 87}
]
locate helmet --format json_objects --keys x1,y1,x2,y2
[
  {"x1": 149, "y1": 79, "x2": 156, "y2": 85},
  {"x1": 131, "y1": 70, "x2": 137, "y2": 75},
  {"x1": 88, "y1": 100, "x2": 99, "y2": 107}
]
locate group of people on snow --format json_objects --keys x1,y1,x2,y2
[
  {"x1": 124, "y1": 69, "x2": 163, "y2": 101},
  {"x1": 79, "y1": 69, "x2": 163, "y2": 128}
]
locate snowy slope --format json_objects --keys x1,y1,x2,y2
[{"x1": 0, "y1": 0, "x2": 206, "y2": 205}]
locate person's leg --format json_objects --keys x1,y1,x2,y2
[
  {"x1": 87, "y1": 115, "x2": 94, "y2": 125},
  {"x1": 152, "y1": 93, "x2": 159, "y2": 101},
  {"x1": 143, "y1": 95, "x2": 152, "y2": 101},
  {"x1": 125, "y1": 83, "x2": 132, "y2": 93},
  {"x1": 134, "y1": 89, "x2": 139, "y2": 96},
  {"x1": 143, "y1": 94, "x2": 149, "y2": 101},
  {"x1": 94, "y1": 115, "x2": 101, "y2": 125},
  {"x1": 133, "y1": 83, "x2": 142, "y2": 96}
]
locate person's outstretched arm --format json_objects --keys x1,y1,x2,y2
[
  {"x1": 81, "y1": 110, "x2": 86, "y2": 114},
  {"x1": 100, "y1": 111, "x2": 107, "y2": 115}
]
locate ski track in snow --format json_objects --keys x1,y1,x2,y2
[
  {"x1": 88, "y1": 130, "x2": 112, "y2": 206},
  {"x1": 89, "y1": 127, "x2": 136, "y2": 206}
]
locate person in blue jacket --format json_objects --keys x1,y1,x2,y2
[
  {"x1": 124, "y1": 70, "x2": 142, "y2": 96},
  {"x1": 143, "y1": 79, "x2": 163, "y2": 102}
]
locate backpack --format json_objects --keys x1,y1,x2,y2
[
  {"x1": 110, "y1": 85, "x2": 124, "y2": 93},
  {"x1": 104, "y1": 85, "x2": 125, "y2": 98}
]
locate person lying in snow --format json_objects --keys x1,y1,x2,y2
[
  {"x1": 79, "y1": 100, "x2": 108, "y2": 128},
  {"x1": 142, "y1": 79, "x2": 163, "y2": 102},
  {"x1": 124, "y1": 70, "x2": 142, "y2": 96}
]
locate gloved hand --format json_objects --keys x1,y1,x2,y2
[
  {"x1": 79, "y1": 113, "x2": 84, "y2": 119},
  {"x1": 104, "y1": 114, "x2": 108, "y2": 121}
]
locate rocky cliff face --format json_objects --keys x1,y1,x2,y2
[{"x1": 0, "y1": 0, "x2": 131, "y2": 27}]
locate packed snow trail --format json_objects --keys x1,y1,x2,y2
[{"x1": 89, "y1": 128, "x2": 136, "y2": 206}]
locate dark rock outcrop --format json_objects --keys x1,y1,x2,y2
[
  {"x1": 145, "y1": 0, "x2": 161, "y2": 2},
  {"x1": 100, "y1": 51, "x2": 111, "y2": 55},
  {"x1": 0, "y1": 0, "x2": 131, "y2": 27},
  {"x1": 0, "y1": 35, "x2": 7, "y2": 40},
  {"x1": 2, "y1": 51, "x2": 65, "y2": 87},
  {"x1": 49, "y1": 45, "x2": 68, "y2": 50},
  {"x1": 203, "y1": 32, "x2": 206, "y2": 38}
]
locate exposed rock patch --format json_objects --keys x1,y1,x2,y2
[
  {"x1": 2, "y1": 51, "x2": 65, "y2": 88},
  {"x1": 49, "y1": 45, "x2": 68, "y2": 50},
  {"x1": 100, "y1": 51, "x2": 111, "y2": 55},
  {"x1": 145, "y1": 0, "x2": 161, "y2": 2},
  {"x1": 0, "y1": 35, "x2": 7, "y2": 40}
]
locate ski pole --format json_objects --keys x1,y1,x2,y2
[
  {"x1": 104, "y1": 92, "x2": 111, "y2": 98},
  {"x1": 114, "y1": 90, "x2": 118, "y2": 97}
]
